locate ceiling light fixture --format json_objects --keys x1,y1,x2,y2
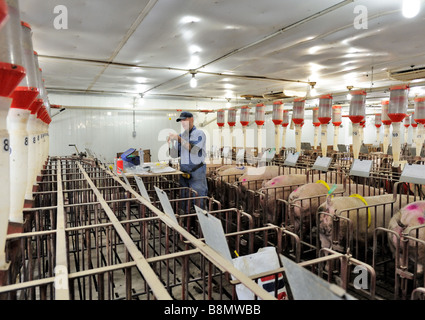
[
  {"x1": 402, "y1": 0, "x2": 421, "y2": 18},
  {"x1": 347, "y1": 85, "x2": 353, "y2": 100},
  {"x1": 309, "y1": 81, "x2": 317, "y2": 96},
  {"x1": 190, "y1": 71, "x2": 198, "y2": 88}
]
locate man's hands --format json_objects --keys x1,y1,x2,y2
[{"x1": 167, "y1": 133, "x2": 179, "y2": 142}]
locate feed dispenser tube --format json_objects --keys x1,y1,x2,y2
[
  {"x1": 388, "y1": 85, "x2": 409, "y2": 165},
  {"x1": 0, "y1": 0, "x2": 8, "y2": 30},
  {"x1": 332, "y1": 105, "x2": 342, "y2": 151},
  {"x1": 227, "y1": 108, "x2": 237, "y2": 155},
  {"x1": 255, "y1": 103, "x2": 265, "y2": 155},
  {"x1": 0, "y1": 0, "x2": 26, "y2": 97},
  {"x1": 349, "y1": 90, "x2": 367, "y2": 159},
  {"x1": 375, "y1": 113, "x2": 382, "y2": 146},
  {"x1": 240, "y1": 105, "x2": 250, "y2": 152},
  {"x1": 0, "y1": 96, "x2": 12, "y2": 269},
  {"x1": 217, "y1": 109, "x2": 225, "y2": 150},
  {"x1": 318, "y1": 94, "x2": 333, "y2": 157},
  {"x1": 292, "y1": 98, "x2": 305, "y2": 153},
  {"x1": 403, "y1": 114, "x2": 410, "y2": 145},
  {"x1": 281, "y1": 110, "x2": 289, "y2": 152},
  {"x1": 312, "y1": 107, "x2": 320, "y2": 149},
  {"x1": 414, "y1": 97, "x2": 425, "y2": 157},
  {"x1": 411, "y1": 111, "x2": 418, "y2": 148},
  {"x1": 381, "y1": 100, "x2": 392, "y2": 154},
  {"x1": 272, "y1": 101, "x2": 283, "y2": 154}
]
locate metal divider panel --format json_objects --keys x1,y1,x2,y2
[
  {"x1": 134, "y1": 176, "x2": 151, "y2": 203},
  {"x1": 194, "y1": 205, "x2": 232, "y2": 262},
  {"x1": 279, "y1": 255, "x2": 356, "y2": 300},
  {"x1": 154, "y1": 186, "x2": 178, "y2": 224}
]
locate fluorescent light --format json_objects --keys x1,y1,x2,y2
[
  {"x1": 402, "y1": 0, "x2": 421, "y2": 18},
  {"x1": 181, "y1": 16, "x2": 200, "y2": 24}
]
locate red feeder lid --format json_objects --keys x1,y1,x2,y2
[
  {"x1": 382, "y1": 100, "x2": 389, "y2": 105},
  {"x1": 29, "y1": 98, "x2": 43, "y2": 115},
  {"x1": 294, "y1": 97, "x2": 305, "y2": 102},
  {"x1": 10, "y1": 87, "x2": 39, "y2": 109},
  {"x1": 0, "y1": 62, "x2": 26, "y2": 97},
  {"x1": 414, "y1": 97, "x2": 425, "y2": 103},
  {"x1": 351, "y1": 90, "x2": 367, "y2": 95},
  {"x1": 273, "y1": 101, "x2": 283, "y2": 105},
  {"x1": 390, "y1": 84, "x2": 410, "y2": 91},
  {"x1": 319, "y1": 94, "x2": 333, "y2": 99}
]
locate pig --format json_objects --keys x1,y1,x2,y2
[
  {"x1": 318, "y1": 194, "x2": 415, "y2": 254},
  {"x1": 235, "y1": 166, "x2": 291, "y2": 212},
  {"x1": 258, "y1": 174, "x2": 308, "y2": 225},
  {"x1": 214, "y1": 165, "x2": 249, "y2": 205},
  {"x1": 387, "y1": 201, "x2": 425, "y2": 274},
  {"x1": 216, "y1": 165, "x2": 249, "y2": 184},
  {"x1": 288, "y1": 183, "x2": 387, "y2": 237},
  {"x1": 257, "y1": 170, "x2": 349, "y2": 225}
]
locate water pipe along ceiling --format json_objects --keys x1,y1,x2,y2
[{"x1": 18, "y1": 0, "x2": 425, "y2": 108}]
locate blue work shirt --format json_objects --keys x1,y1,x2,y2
[
  {"x1": 170, "y1": 125, "x2": 207, "y2": 173},
  {"x1": 170, "y1": 125, "x2": 208, "y2": 208}
]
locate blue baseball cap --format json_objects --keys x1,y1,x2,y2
[{"x1": 176, "y1": 111, "x2": 193, "y2": 122}]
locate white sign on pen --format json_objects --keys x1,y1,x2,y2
[
  {"x1": 350, "y1": 159, "x2": 372, "y2": 177},
  {"x1": 284, "y1": 152, "x2": 299, "y2": 167},
  {"x1": 400, "y1": 164, "x2": 425, "y2": 185},
  {"x1": 312, "y1": 156, "x2": 332, "y2": 172}
]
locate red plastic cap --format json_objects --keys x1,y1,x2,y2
[
  {"x1": 294, "y1": 97, "x2": 306, "y2": 102},
  {"x1": 29, "y1": 98, "x2": 43, "y2": 114},
  {"x1": 332, "y1": 105, "x2": 342, "y2": 109},
  {"x1": 10, "y1": 87, "x2": 39, "y2": 109},
  {"x1": 414, "y1": 97, "x2": 425, "y2": 102},
  {"x1": 256, "y1": 103, "x2": 265, "y2": 107},
  {"x1": 241, "y1": 105, "x2": 250, "y2": 109},
  {"x1": 319, "y1": 94, "x2": 332, "y2": 99},
  {"x1": 273, "y1": 101, "x2": 283, "y2": 105},
  {"x1": 0, "y1": 62, "x2": 26, "y2": 97},
  {"x1": 351, "y1": 90, "x2": 366, "y2": 95},
  {"x1": 21, "y1": 21, "x2": 31, "y2": 29},
  {"x1": 381, "y1": 100, "x2": 389, "y2": 105},
  {"x1": 390, "y1": 84, "x2": 410, "y2": 91}
]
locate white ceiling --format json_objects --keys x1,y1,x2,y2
[{"x1": 16, "y1": 0, "x2": 425, "y2": 105}]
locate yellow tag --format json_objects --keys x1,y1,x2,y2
[
  {"x1": 349, "y1": 194, "x2": 371, "y2": 228},
  {"x1": 316, "y1": 180, "x2": 330, "y2": 191}
]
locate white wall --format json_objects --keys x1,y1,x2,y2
[{"x1": 48, "y1": 94, "x2": 415, "y2": 162}]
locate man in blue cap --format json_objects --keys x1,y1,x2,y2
[{"x1": 168, "y1": 111, "x2": 208, "y2": 211}]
